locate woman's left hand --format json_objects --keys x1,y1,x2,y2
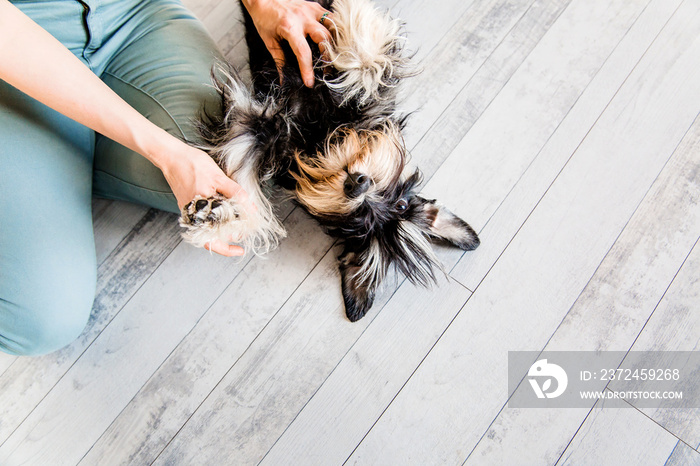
[{"x1": 241, "y1": 0, "x2": 332, "y2": 87}]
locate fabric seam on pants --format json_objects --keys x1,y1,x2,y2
[{"x1": 102, "y1": 70, "x2": 189, "y2": 142}]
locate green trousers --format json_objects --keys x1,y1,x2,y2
[{"x1": 0, "y1": 0, "x2": 224, "y2": 355}]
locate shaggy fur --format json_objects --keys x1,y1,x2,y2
[{"x1": 179, "y1": 0, "x2": 480, "y2": 321}]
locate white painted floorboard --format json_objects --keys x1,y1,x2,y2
[{"x1": 0, "y1": 0, "x2": 698, "y2": 465}]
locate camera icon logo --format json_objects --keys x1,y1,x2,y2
[{"x1": 527, "y1": 359, "x2": 568, "y2": 399}]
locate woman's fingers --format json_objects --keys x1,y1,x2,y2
[
  {"x1": 265, "y1": 38, "x2": 287, "y2": 81},
  {"x1": 217, "y1": 177, "x2": 248, "y2": 203},
  {"x1": 252, "y1": 1, "x2": 333, "y2": 87},
  {"x1": 204, "y1": 239, "x2": 245, "y2": 257},
  {"x1": 285, "y1": 30, "x2": 315, "y2": 87}
]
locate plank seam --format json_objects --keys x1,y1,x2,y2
[
  {"x1": 0, "y1": 209, "x2": 182, "y2": 450},
  {"x1": 340, "y1": 287, "x2": 474, "y2": 465},
  {"x1": 551, "y1": 222, "x2": 700, "y2": 464},
  {"x1": 258, "y1": 273, "x2": 416, "y2": 465},
  {"x1": 466, "y1": 104, "x2": 698, "y2": 464},
  {"x1": 80, "y1": 207, "x2": 300, "y2": 465},
  {"x1": 406, "y1": 0, "x2": 546, "y2": 157}
]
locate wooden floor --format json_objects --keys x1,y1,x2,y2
[{"x1": 2, "y1": 0, "x2": 699, "y2": 464}]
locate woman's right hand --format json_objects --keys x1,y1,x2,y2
[{"x1": 158, "y1": 140, "x2": 251, "y2": 257}]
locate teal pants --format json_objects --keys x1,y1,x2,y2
[{"x1": 0, "y1": 0, "x2": 225, "y2": 355}]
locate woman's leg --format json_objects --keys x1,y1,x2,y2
[
  {"x1": 91, "y1": 0, "x2": 226, "y2": 214},
  {"x1": 0, "y1": 0, "x2": 226, "y2": 355},
  {"x1": 0, "y1": 0, "x2": 99, "y2": 356},
  {"x1": 0, "y1": 82, "x2": 97, "y2": 356}
]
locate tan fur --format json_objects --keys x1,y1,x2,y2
[{"x1": 293, "y1": 122, "x2": 405, "y2": 216}]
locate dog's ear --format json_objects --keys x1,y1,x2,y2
[
  {"x1": 416, "y1": 198, "x2": 480, "y2": 251},
  {"x1": 338, "y1": 243, "x2": 384, "y2": 322}
]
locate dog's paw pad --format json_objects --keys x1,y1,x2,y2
[
  {"x1": 180, "y1": 195, "x2": 239, "y2": 228},
  {"x1": 178, "y1": 195, "x2": 246, "y2": 248}
]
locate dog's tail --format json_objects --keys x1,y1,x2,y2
[{"x1": 322, "y1": 0, "x2": 412, "y2": 106}]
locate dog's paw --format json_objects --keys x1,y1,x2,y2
[
  {"x1": 179, "y1": 195, "x2": 242, "y2": 248},
  {"x1": 179, "y1": 194, "x2": 288, "y2": 254}
]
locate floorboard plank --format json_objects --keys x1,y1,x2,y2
[
  {"x1": 400, "y1": 0, "x2": 569, "y2": 163},
  {"x1": 419, "y1": 0, "x2": 652, "y2": 232},
  {"x1": 150, "y1": 248, "x2": 400, "y2": 466},
  {"x1": 0, "y1": 355, "x2": 15, "y2": 378},
  {"x1": 79, "y1": 209, "x2": 334, "y2": 465},
  {"x1": 556, "y1": 402, "x2": 679, "y2": 465},
  {"x1": 449, "y1": 0, "x2": 681, "y2": 289},
  {"x1": 92, "y1": 200, "x2": 149, "y2": 266},
  {"x1": 199, "y1": 0, "x2": 246, "y2": 58},
  {"x1": 259, "y1": 252, "x2": 471, "y2": 465},
  {"x1": 463, "y1": 103, "x2": 700, "y2": 465},
  {"x1": 384, "y1": 0, "x2": 479, "y2": 63},
  {"x1": 347, "y1": 0, "x2": 700, "y2": 462},
  {"x1": 612, "y1": 240, "x2": 700, "y2": 448}
]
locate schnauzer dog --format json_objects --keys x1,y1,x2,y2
[{"x1": 180, "y1": 0, "x2": 480, "y2": 322}]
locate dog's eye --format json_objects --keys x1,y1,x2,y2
[{"x1": 396, "y1": 198, "x2": 409, "y2": 211}]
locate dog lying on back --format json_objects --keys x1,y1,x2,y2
[{"x1": 180, "y1": 0, "x2": 480, "y2": 321}]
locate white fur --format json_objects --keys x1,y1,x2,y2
[
  {"x1": 180, "y1": 131, "x2": 286, "y2": 255},
  {"x1": 354, "y1": 238, "x2": 384, "y2": 288},
  {"x1": 397, "y1": 220, "x2": 440, "y2": 284},
  {"x1": 324, "y1": 0, "x2": 406, "y2": 106}
]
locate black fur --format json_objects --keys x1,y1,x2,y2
[{"x1": 190, "y1": 0, "x2": 479, "y2": 322}]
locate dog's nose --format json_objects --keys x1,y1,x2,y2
[{"x1": 344, "y1": 173, "x2": 371, "y2": 197}]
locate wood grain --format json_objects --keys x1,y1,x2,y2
[
  {"x1": 664, "y1": 441, "x2": 700, "y2": 466},
  {"x1": 419, "y1": 0, "x2": 654, "y2": 230},
  {"x1": 92, "y1": 199, "x2": 149, "y2": 266},
  {"x1": 348, "y1": 0, "x2": 700, "y2": 462},
  {"x1": 260, "y1": 273, "x2": 471, "y2": 465},
  {"x1": 464, "y1": 86, "x2": 700, "y2": 465},
  {"x1": 80, "y1": 209, "x2": 333, "y2": 465},
  {"x1": 557, "y1": 399, "x2": 679, "y2": 465},
  {"x1": 449, "y1": 0, "x2": 683, "y2": 289},
  {"x1": 614, "y1": 239, "x2": 700, "y2": 448}
]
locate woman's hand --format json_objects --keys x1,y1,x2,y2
[
  {"x1": 157, "y1": 140, "x2": 250, "y2": 257},
  {"x1": 241, "y1": 0, "x2": 332, "y2": 87}
]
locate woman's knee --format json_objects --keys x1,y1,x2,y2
[
  {"x1": 0, "y1": 292, "x2": 94, "y2": 357},
  {"x1": 0, "y1": 234, "x2": 97, "y2": 356}
]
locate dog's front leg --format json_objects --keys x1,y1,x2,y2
[{"x1": 179, "y1": 138, "x2": 286, "y2": 255}]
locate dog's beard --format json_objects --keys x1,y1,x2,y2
[{"x1": 293, "y1": 122, "x2": 405, "y2": 218}]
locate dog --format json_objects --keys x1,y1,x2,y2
[{"x1": 179, "y1": 0, "x2": 480, "y2": 322}]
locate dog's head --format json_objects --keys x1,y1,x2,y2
[{"x1": 292, "y1": 121, "x2": 479, "y2": 321}]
